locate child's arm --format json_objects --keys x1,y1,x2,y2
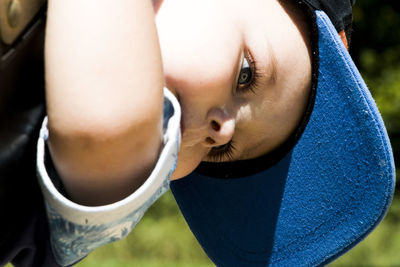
[{"x1": 45, "y1": 0, "x2": 164, "y2": 206}]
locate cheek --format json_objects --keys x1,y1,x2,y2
[{"x1": 170, "y1": 145, "x2": 208, "y2": 180}]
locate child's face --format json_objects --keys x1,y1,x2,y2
[{"x1": 154, "y1": 0, "x2": 312, "y2": 179}]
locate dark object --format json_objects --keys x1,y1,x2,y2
[
  {"x1": 304, "y1": 0, "x2": 355, "y2": 42},
  {"x1": 0, "y1": 4, "x2": 61, "y2": 267}
]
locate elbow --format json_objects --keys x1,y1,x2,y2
[
  {"x1": 46, "y1": 105, "x2": 163, "y2": 180},
  {"x1": 46, "y1": 108, "x2": 163, "y2": 205},
  {"x1": 47, "y1": 99, "x2": 163, "y2": 148}
]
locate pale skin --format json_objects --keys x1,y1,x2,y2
[{"x1": 45, "y1": 0, "x2": 311, "y2": 206}]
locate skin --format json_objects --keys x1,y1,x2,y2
[
  {"x1": 156, "y1": 0, "x2": 312, "y2": 179},
  {"x1": 46, "y1": 0, "x2": 164, "y2": 205},
  {"x1": 45, "y1": 0, "x2": 311, "y2": 205}
]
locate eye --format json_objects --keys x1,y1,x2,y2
[
  {"x1": 238, "y1": 57, "x2": 253, "y2": 86},
  {"x1": 236, "y1": 51, "x2": 258, "y2": 93}
]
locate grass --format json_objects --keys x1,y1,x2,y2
[
  {"x1": 329, "y1": 196, "x2": 400, "y2": 266},
  {"x1": 5, "y1": 189, "x2": 400, "y2": 267},
  {"x1": 75, "y1": 191, "x2": 213, "y2": 267},
  {"x1": 77, "y1": 258, "x2": 212, "y2": 267}
]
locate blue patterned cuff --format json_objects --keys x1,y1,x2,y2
[{"x1": 36, "y1": 88, "x2": 181, "y2": 266}]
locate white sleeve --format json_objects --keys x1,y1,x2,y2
[{"x1": 36, "y1": 88, "x2": 181, "y2": 266}]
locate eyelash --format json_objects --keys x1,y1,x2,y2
[
  {"x1": 207, "y1": 140, "x2": 236, "y2": 162},
  {"x1": 206, "y1": 50, "x2": 261, "y2": 162},
  {"x1": 236, "y1": 50, "x2": 262, "y2": 94}
]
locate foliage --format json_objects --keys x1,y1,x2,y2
[
  {"x1": 80, "y1": 1, "x2": 400, "y2": 266},
  {"x1": 329, "y1": 2, "x2": 400, "y2": 266},
  {"x1": 5, "y1": 2, "x2": 397, "y2": 267},
  {"x1": 351, "y1": 0, "x2": 400, "y2": 169},
  {"x1": 76, "y1": 191, "x2": 213, "y2": 267},
  {"x1": 76, "y1": 192, "x2": 400, "y2": 267},
  {"x1": 330, "y1": 197, "x2": 400, "y2": 266}
]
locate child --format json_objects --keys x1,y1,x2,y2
[{"x1": 5, "y1": 0, "x2": 396, "y2": 266}]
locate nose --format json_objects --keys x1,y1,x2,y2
[{"x1": 204, "y1": 108, "x2": 235, "y2": 147}]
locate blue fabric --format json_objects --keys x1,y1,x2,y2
[{"x1": 171, "y1": 11, "x2": 395, "y2": 267}]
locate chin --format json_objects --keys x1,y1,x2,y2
[
  {"x1": 170, "y1": 156, "x2": 200, "y2": 181},
  {"x1": 171, "y1": 144, "x2": 207, "y2": 180},
  {"x1": 170, "y1": 167, "x2": 188, "y2": 181}
]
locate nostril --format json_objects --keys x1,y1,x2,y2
[
  {"x1": 211, "y1": 120, "x2": 221, "y2": 131},
  {"x1": 205, "y1": 137, "x2": 216, "y2": 145}
]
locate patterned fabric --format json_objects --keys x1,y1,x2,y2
[{"x1": 36, "y1": 88, "x2": 181, "y2": 266}]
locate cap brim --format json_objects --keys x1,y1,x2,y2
[{"x1": 171, "y1": 10, "x2": 395, "y2": 267}]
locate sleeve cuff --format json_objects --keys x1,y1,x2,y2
[{"x1": 36, "y1": 88, "x2": 181, "y2": 266}]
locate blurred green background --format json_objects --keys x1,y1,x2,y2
[
  {"x1": 78, "y1": 1, "x2": 400, "y2": 266},
  {"x1": 8, "y1": 1, "x2": 399, "y2": 267},
  {"x1": 77, "y1": 1, "x2": 400, "y2": 266}
]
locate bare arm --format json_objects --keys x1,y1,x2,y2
[{"x1": 45, "y1": 0, "x2": 164, "y2": 206}]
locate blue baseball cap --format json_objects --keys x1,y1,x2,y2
[{"x1": 170, "y1": 2, "x2": 396, "y2": 266}]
